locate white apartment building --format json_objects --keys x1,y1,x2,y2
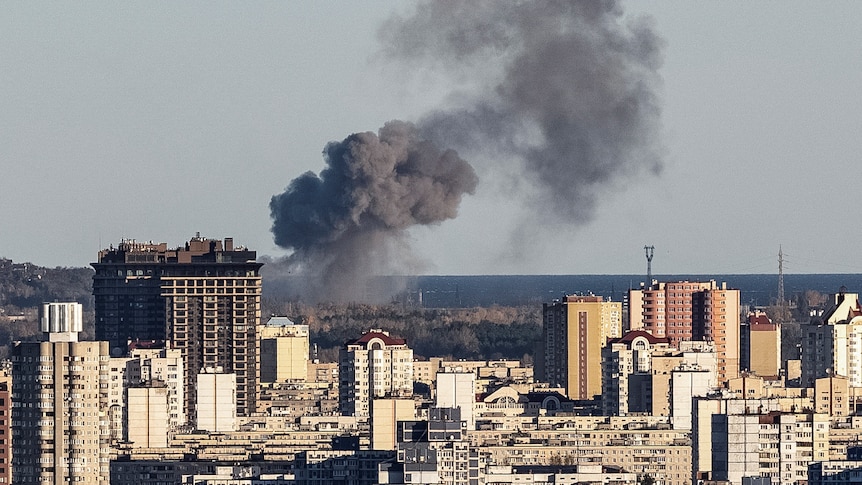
[
  {"x1": 339, "y1": 330, "x2": 413, "y2": 419},
  {"x1": 128, "y1": 347, "x2": 186, "y2": 427},
  {"x1": 436, "y1": 370, "x2": 476, "y2": 431},
  {"x1": 601, "y1": 330, "x2": 671, "y2": 415},
  {"x1": 127, "y1": 385, "x2": 170, "y2": 448},
  {"x1": 694, "y1": 397, "x2": 829, "y2": 485},
  {"x1": 802, "y1": 291, "x2": 862, "y2": 387},
  {"x1": 712, "y1": 411, "x2": 829, "y2": 485},
  {"x1": 197, "y1": 368, "x2": 237, "y2": 432}
]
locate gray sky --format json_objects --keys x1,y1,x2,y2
[{"x1": 2, "y1": 2, "x2": 862, "y2": 275}]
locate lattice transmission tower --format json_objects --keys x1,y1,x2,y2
[{"x1": 778, "y1": 246, "x2": 785, "y2": 306}]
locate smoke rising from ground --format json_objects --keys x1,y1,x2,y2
[
  {"x1": 270, "y1": 121, "x2": 477, "y2": 302},
  {"x1": 270, "y1": 1, "x2": 663, "y2": 302}
]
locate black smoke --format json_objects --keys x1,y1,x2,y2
[{"x1": 269, "y1": 121, "x2": 477, "y2": 302}]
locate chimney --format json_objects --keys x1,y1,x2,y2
[{"x1": 225, "y1": 238, "x2": 234, "y2": 251}]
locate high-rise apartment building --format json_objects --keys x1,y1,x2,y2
[
  {"x1": 339, "y1": 330, "x2": 413, "y2": 419},
  {"x1": 628, "y1": 280, "x2": 740, "y2": 383},
  {"x1": 601, "y1": 330, "x2": 671, "y2": 415},
  {"x1": 802, "y1": 290, "x2": 862, "y2": 387},
  {"x1": 126, "y1": 347, "x2": 185, "y2": 428},
  {"x1": 127, "y1": 385, "x2": 169, "y2": 448},
  {"x1": 92, "y1": 235, "x2": 262, "y2": 418},
  {"x1": 741, "y1": 310, "x2": 782, "y2": 379},
  {"x1": 542, "y1": 295, "x2": 622, "y2": 400},
  {"x1": 196, "y1": 368, "x2": 236, "y2": 433},
  {"x1": 260, "y1": 316, "x2": 309, "y2": 383},
  {"x1": 0, "y1": 379, "x2": 10, "y2": 485},
  {"x1": 12, "y1": 302, "x2": 111, "y2": 483}
]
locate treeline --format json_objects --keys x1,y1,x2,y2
[
  {"x1": 0, "y1": 260, "x2": 96, "y2": 358},
  {"x1": 0, "y1": 261, "x2": 94, "y2": 310},
  {"x1": 262, "y1": 300, "x2": 542, "y2": 363}
]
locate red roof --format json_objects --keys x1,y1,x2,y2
[
  {"x1": 347, "y1": 331, "x2": 406, "y2": 347},
  {"x1": 607, "y1": 330, "x2": 669, "y2": 346}
]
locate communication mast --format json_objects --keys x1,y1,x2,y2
[{"x1": 644, "y1": 245, "x2": 655, "y2": 287}]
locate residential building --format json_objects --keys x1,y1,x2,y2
[
  {"x1": 601, "y1": 330, "x2": 671, "y2": 415},
  {"x1": 339, "y1": 330, "x2": 413, "y2": 419},
  {"x1": 475, "y1": 416, "x2": 692, "y2": 485},
  {"x1": 802, "y1": 290, "x2": 862, "y2": 388},
  {"x1": 692, "y1": 397, "x2": 829, "y2": 484},
  {"x1": 628, "y1": 280, "x2": 741, "y2": 383},
  {"x1": 808, "y1": 446, "x2": 862, "y2": 485},
  {"x1": 92, "y1": 235, "x2": 262, "y2": 418},
  {"x1": 12, "y1": 302, "x2": 111, "y2": 483},
  {"x1": 482, "y1": 465, "x2": 637, "y2": 485},
  {"x1": 197, "y1": 368, "x2": 236, "y2": 432},
  {"x1": 127, "y1": 384, "x2": 170, "y2": 448},
  {"x1": 371, "y1": 398, "x2": 414, "y2": 451},
  {"x1": 542, "y1": 295, "x2": 622, "y2": 400},
  {"x1": 741, "y1": 311, "x2": 782, "y2": 379},
  {"x1": 436, "y1": 370, "x2": 476, "y2": 430},
  {"x1": 260, "y1": 316, "x2": 309, "y2": 383},
  {"x1": 603, "y1": 334, "x2": 716, "y2": 418},
  {"x1": 390, "y1": 408, "x2": 482, "y2": 485},
  {"x1": 127, "y1": 347, "x2": 185, "y2": 428},
  {"x1": 0, "y1": 381, "x2": 10, "y2": 485},
  {"x1": 711, "y1": 411, "x2": 829, "y2": 485}
]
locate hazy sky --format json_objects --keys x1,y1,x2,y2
[{"x1": 2, "y1": 2, "x2": 862, "y2": 275}]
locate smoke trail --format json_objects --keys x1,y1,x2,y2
[
  {"x1": 380, "y1": 0, "x2": 664, "y2": 223},
  {"x1": 270, "y1": 121, "x2": 477, "y2": 302}
]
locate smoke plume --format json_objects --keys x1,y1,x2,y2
[
  {"x1": 381, "y1": 0, "x2": 664, "y2": 222},
  {"x1": 269, "y1": 121, "x2": 477, "y2": 302},
  {"x1": 270, "y1": 1, "x2": 663, "y2": 302}
]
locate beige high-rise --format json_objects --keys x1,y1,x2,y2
[
  {"x1": 542, "y1": 295, "x2": 622, "y2": 400},
  {"x1": 12, "y1": 303, "x2": 111, "y2": 483}
]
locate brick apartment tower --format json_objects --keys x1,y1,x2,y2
[
  {"x1": 0, "y1": 379, "x2": 10, "y2": 484},
  {"x1": 542, "y1": 295, "x2": 622, "y2": 400},
  {"x1": 92, "y1": 235, "x2": 262, "y2": 418},
  {"x1": 628, "y1": 280, "x2": 740, "y2": 383}
]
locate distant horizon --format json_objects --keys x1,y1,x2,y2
[{"x1": 7, "y1": 253, "x2": 862, "y2": 277}]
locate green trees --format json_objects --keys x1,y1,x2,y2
[{"x1": 264, "y1": 301, "x2": 542, "y2": 362}]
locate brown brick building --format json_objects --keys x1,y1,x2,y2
[{"x1": 92, "y1": 235, "x2": 262, "y2": 418}]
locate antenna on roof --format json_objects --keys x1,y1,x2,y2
[{"x1": 644, "y1": 245, "x2": 655, "y2": 286}]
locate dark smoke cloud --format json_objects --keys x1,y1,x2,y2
[
  {"x1": 380, "y1": 0, "x2": 664, "y2": 222},
  {"x1": 270, "y1": 121, "x2": 477, "y2": 302},
  {"x1": 270, "y1": 1, "x2": 662, "y2": 302}
]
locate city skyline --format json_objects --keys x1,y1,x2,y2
[{"x1": 3, "y1": 2, "x2": 862, "y2": 275}]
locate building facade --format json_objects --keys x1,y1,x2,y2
[
  {"x1": 260, "y1": 316, "x2": 309, "y2": 384},
  {"x1": 542, "y1": 295, "x2": 622, "y2": 400},
  {"x1": 601, "y1": 330, "x2": 671, "y2": 416},
  {"x1": 197, "y1": 368, "x2": 237, "y2": 433},
  {"x1": 628, "y1": 280, "x2": 740, "y2": 383},
  {"x1": 12, "y1": 303, "x2": 111, "y2": 483},
  {"x1": 92, "y1": 235, "x2": 262, "y2": 418},
  {"x1": 339, "y1": 330, "x2": 413, "y2": 419},
  {"x1": 802, "y1": 290, "x2": 862, "y2": 388},
  {"x1": 741, "y1": 311, "x2": 782, "y2": 379}
]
